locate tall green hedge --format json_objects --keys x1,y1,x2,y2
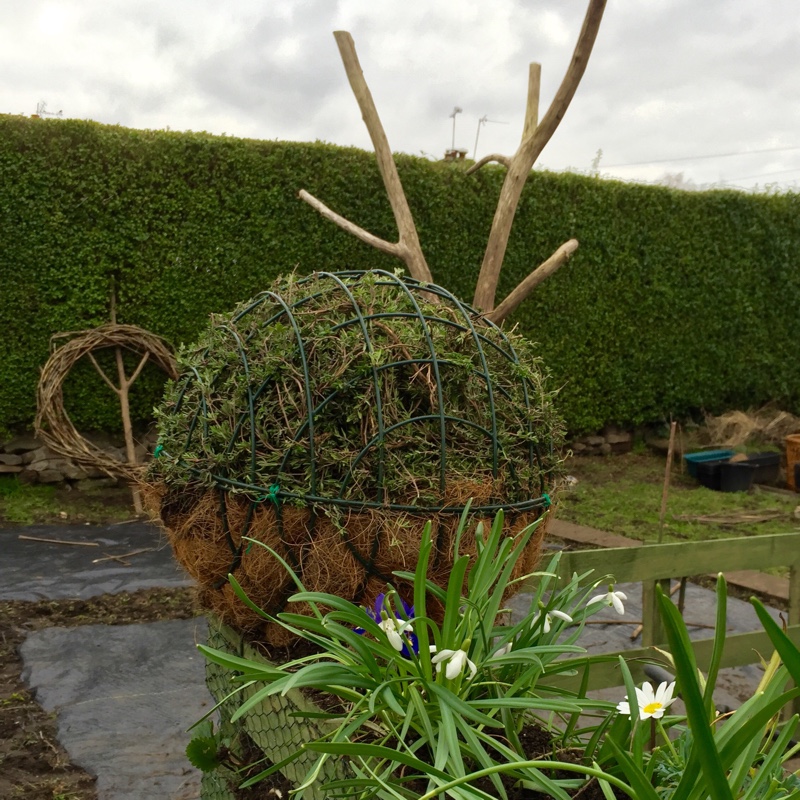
[{"x1": 1, "y1": 114, "x2": 798, "y2": 435}]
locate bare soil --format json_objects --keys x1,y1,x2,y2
[{"x1": 0, "y1": 587, "x2": 198, "y2": 800}]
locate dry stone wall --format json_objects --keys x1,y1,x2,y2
[
  {"x1": 0, "y1": 431, "x2": 157, "y2": 488},
  {"x1": 569, "y1": 427, "x2": 632, "y2": 456}
]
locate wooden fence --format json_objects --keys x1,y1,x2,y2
[{"x1": 532, "y1": 532, "x2": 800, "y2": 691}]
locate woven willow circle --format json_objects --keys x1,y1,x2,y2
[{"x1": 35, "y1": 324, "x2": 178, "y2": 481}]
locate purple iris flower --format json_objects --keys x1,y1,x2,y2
[{"x1": 356, "y1": 593, "x2": 419, "y2": 657}]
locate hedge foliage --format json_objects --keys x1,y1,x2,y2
[{"x1": 1, "y1": 114, "x2": 799, "y2": 436}]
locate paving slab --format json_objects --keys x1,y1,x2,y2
[
  {"x1": 20, "y1": 617, "x2": 208, "y2": 800},
  {"x1": 1, "y1": 522, "x2": 191, "y2": 601}
]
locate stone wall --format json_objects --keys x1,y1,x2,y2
[
  {"x1": 569, "y1": 426, "x2": 633, "y2": 456},
  {"x1": 0, "y1": 431, "x2": 157, "y2": 490}
]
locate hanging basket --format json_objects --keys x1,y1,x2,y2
[{"x1": 145, "y1": 270, "x2": 565, "y2": 644}]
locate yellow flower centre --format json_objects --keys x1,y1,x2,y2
[{"x1": 643, "y1": 701, "x2": 663, "y2": 714}]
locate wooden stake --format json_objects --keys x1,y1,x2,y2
[
  {"x1": 108, "y1": 286, "x2": 143, "y2": 515},
  {"x1": 658, "y1": 421, "x2": 678, "y2": 544}
]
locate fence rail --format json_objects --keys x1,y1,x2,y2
[{"x1": 531, "y1": 531, "x2": 800, "y2": 692}]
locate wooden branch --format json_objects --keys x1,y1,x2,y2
[
  {"x1": 466, "y1": 63, "x2": 538, "y2": 175},
  {"x1": 87, "y1": 352, "x2": 120, "y2": 396},
  {"x1": 472, "y1": 0, "x2": 606, "y2": 313},
  {"x1": 114, "y1": 345, "x2": 142, "y2": 513},
  {"x1": 299, "y1": 32, "x2": 433, "y2": 284},
  {"x1": 522, "y1": 62, "x2": 541, "y2": 142},
  {"x1": 465, "y1": 154, "x2": 512, "y2": 175},
  {"x1": 486, "y1": 239, "x2": 578, "y2": 324},
  {"x1": 126, "y1": 350, "x2": 150, "y2": 388},
  {"x1": 298, "y1": 189, "x2": 400, "y2": 257}
]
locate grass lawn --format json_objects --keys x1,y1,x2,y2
[
  {"x1": 0, "y1": 475, "x2": 134, "y2": 525},
  {"x1": 557, "y1": 452, "x2": 800, "y2": 548}
]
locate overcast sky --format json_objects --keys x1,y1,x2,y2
[{"x1": 3, "y1": 0, "x2": 799, "y2": 193}]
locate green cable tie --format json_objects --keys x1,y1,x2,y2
[
  {"x1": 541, "y1": 493, "x2": 552, "y2": 508},
  {"x1": 256, "y1": 484, "x2": 281, "y2": 505},
  {"x1": 153, "y1": 444, "x2": 163, "y2": 458}
]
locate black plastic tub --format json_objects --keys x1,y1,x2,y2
[
  {"x1": 718, "y1": 462, "x2": 757, "y2": 492},
  {"x1": 745, "y1": 452, "x2": 780, "y2": 485},
  {"x1": 696, "y1": 458, "x2": 732, "y2": 491}
]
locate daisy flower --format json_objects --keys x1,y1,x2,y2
[{"x1": 617, "y1": 681, "x2": 676, "y2": 720}]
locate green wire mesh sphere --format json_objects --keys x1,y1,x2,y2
[
  {"x1": 152, "y1": 269, "x2": 563, "y2": 509},
  {"x1": 147, "y1": 270, "x2": 565, "y2": 642}
]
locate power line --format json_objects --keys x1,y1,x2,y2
[
  {"x1": 605, "y1": 144, "x2": 800, "y2": 168},
  {"x1": 726, "y1": 166, "x2": 800, "y2": 183}
]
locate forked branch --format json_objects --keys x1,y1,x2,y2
[
  {"x1": 472, "y1": 0, "x2": 607, "y2": 313},
  {"x1": 486, "y1": 239, "x2": 578, "y2": 325},
  {"x1": 298, "y1": 31, "x2": 433, "y2": 284}
]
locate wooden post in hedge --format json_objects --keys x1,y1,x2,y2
[{"x1": 298, "y1": 0, "x2": 607, "y2": 323}]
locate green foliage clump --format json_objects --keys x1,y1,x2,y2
[{"x1": 149, "y1": 271, "x2": 564, "y2": 510}]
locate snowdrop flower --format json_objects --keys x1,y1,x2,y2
[
  {"x1": 495, "y1": 642, "x2": 513, "y2": 657},
  {"x1": 355, "y1": 593, "x2": 418, "y2": 656},
  {"x1": 378, "y1": 616, "x2": 412, "y2": 652},
  {"x1": 533, "y1": 608, "x2": 573, "y2": 634},
  {"x1": 588, "y1": 585, "x2": 628, "y2": 615},
  {"x1": 617, "y1": 681, "x2": 676, "y2": 720},
  {"x1": 431, "y1": 642, "x2": 477, "y2": 680}
]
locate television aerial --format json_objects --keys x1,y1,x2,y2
[
  {"x1": 35, "y1": 101, "x2": 63, "y2": 118},
  {"x1": 473, "y1": 115, "x2": 508, "y2": 160}
]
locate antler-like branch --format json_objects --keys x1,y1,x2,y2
[
  {"x1": 466, "y1": 154, "x2": 512, "y2": 175},
  {"x1": 486, "y1": 239, "x2": 578, "y2": 325},
  {"x1": 472, "y1": 0, "x2": 606, "y2": 313},
  {"x1": 298, "y1": 31, "x2": 433, "y2": 284}
]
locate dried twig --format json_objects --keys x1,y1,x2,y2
[
  {"x1": 91, "y1": 547, "x2": 155, "y2": 565},
  {"x1": 18, "y1": 535, "x2": 99, "y2": 547}
]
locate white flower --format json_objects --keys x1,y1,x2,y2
[
  {"x1": 532, "y1": 609, "x2": 574, "y2": 633},
  {"x1": 616, "y1": 681, "x2": 676, "y2": 720},
  {"x1": 431, "y1": 646, "x2": 477, "y2": 680},
  {"x1": 588, "y1": 585, "x2": 628, "y2": 615},
  {"x1": 495, "y1": 642, "x2": 513, "y2": 657},
  {"x1": 378, "y1": 616, "x2": 412, "y2": 652}
]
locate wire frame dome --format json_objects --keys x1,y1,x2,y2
[{"x1": 150, "y1": 269, "x2": 562, "y2": 514}]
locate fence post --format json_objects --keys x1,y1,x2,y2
[
  {"x1": 641, "y1": 579, "x2": 671, "y2": 647},
  {"x1": 790, "y1": 564, "x2": 800, "y2": 717}
]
